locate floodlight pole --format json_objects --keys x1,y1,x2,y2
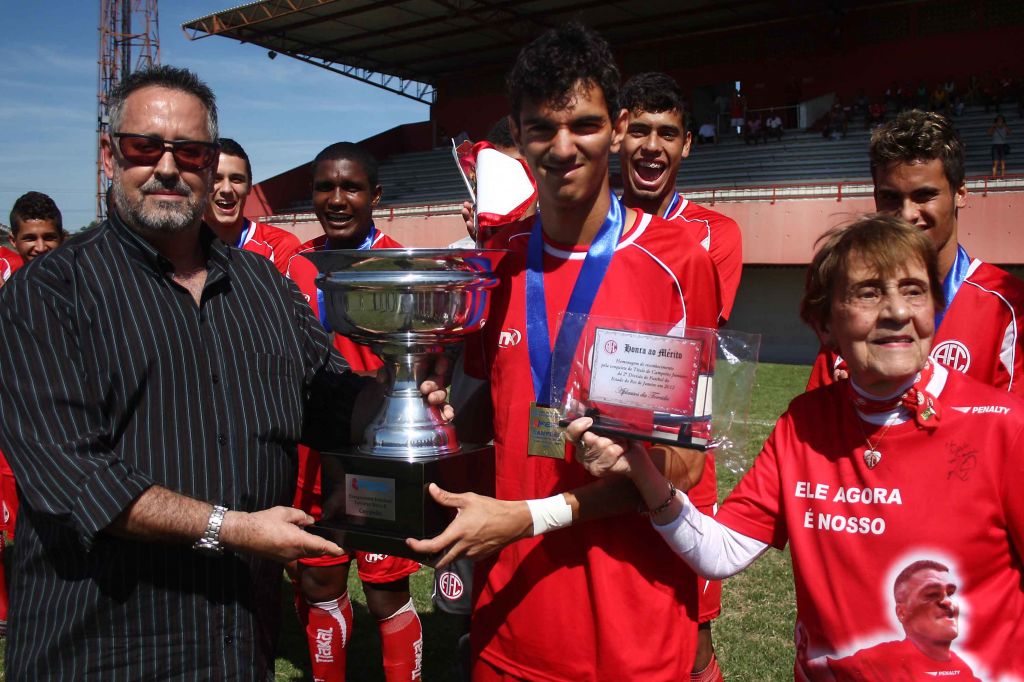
[{"x1": 97, "y1": 0, "x2": 160, "y2": 221}]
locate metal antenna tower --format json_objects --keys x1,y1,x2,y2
[{"x1": 97, "y1": 0, "x2": 159, "y2": 220}]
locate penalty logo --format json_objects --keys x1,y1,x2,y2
[
  {"x1": 438, "y1": 571, "x2": 464, "y2": 600},
  {"x1": 931, "y1": 340, "x2": 971, "y2": 373}
]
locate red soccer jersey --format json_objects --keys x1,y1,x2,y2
[
  {"x1": 286, "y1": 230, "x2": 403, "y2": 374},
  {"x1": 465, "y1": 209, "x2": 720, "y2": 681},
  {"x1": 0, "y1": 247, "x2": 23, "y2": 283},
  {"x1": 717, "y1": 365, "x2": 1024, "y2": 680},
  {"x1": 827, "y1": 638, "x2": 982, "y2": 681},
  {"x1": 664, "y1": 193, "x2": 743, "y2": 324},
  {"x1": 237, "y1": 220, "x2": 301, "y2": 276},
  {"x1": 808, "y1": 259, "x2": 1024, "y2": 397}
]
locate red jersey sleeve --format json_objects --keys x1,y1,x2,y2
[
  {"x1": 715, "y1": 412, "x2": 791, "y2": 548},
  {"x1": 707, "y1": 214, "x2": 742, "y2": 323},
  {"x1": 261, "y1": 224, "x2": 301, "y2": 275}
]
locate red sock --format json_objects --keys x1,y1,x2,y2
[
  {"x1": 691, "y1": 652, "x2": 724, "y2": 682},
  {"x1": 306, "y1": 592, "x2": 353, "y2": 682},
  {"x1": 378, "y1": 598, "x2": 423, "y2": 682}
]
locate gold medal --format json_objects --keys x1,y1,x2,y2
[{"x1": 528, "y1": 402, "x2": 567, "y2": 459}]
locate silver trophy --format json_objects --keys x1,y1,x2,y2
[{"x1": 303, "y1": 248, "x2": 502, "y2": 559}]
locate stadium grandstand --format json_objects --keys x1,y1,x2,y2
[{"x1": 184, "y1": 0, "x2": 1024, "y2": 362}]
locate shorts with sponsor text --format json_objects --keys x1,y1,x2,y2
[{"x1": 293, "y1": 445, "x2": 418, "y2": 581}]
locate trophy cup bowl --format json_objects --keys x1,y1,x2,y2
[{"x1": 302, "y1": 248, "x2": 503, "y2": 559}]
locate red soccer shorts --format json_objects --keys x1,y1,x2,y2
[
  {"x1": 0, "y1": 451, "x2": 17, "y2": 541},
  {"x1": 294, "y1": 445, "x2": 419, "y2": 581}
]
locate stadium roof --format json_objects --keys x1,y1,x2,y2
[{"x1": 182, "y1": 0, "x2": 883, "y2": 104}]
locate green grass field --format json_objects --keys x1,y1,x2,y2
[{"x1": 273, "y1": 362, "x2": 810, "y2": 681}]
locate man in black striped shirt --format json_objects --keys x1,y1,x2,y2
[{"x1": 0, "y1": 65, "x2": 448, "y2": 680}]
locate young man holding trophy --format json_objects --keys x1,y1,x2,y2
[{"x1": 409, "y1": 22, "x2": 720, "y2": 681}]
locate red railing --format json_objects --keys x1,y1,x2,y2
[{"x1": 260, "y1": 173, "x2": 1024, "y2": 224}]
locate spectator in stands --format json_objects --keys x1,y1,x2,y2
[
  {"x1": 697, "y1": 120, "x2": 718, "y2": 144},
  {"x1": 929, "y1": 84, "x2": 949, "y2": 115},
  {"x1": 982, "y1": 72, "x2": 999, "y2": 112},
  {"x1": 823, "y1": 100, "x2": 848, "y2": 140},
  {"x1": 942, "y1": 76, "x2": 957, "y2": 101},
  {"x1": 915, "y1": 82, "x2": 929, "y2": 109},
  {"x1": 952, "y1": 93, "x2": 966, "y2": 117},
  {"x1": 616, "y1": 69, "x2": 744, "y2": 682},
  {"x1": 965, "y1": 75, "x2": 981, "y2": 107},
  {"x1": 885, "y1": 81, "x2": 900, "y2": 111},
  {"x1": 988, "y1": 114, "x2": 1011, "y2": 178},
  {"x1": 868, "y1": 100, "x2": 887, "y2": 129},
  {"x1": 853, "y1": 89, "x2": 869, "y2": 120},
  {"x1": 286, "y1": 142, "x2": 423, "y2": 682},
  {"x1": 203, "y1": 138, "x2": 300, "y2": 274},
  {"x1": 571, "y1": 212, "x2": 1024, "y2": 681},
  {"x1": 807, "y1": 110, "x2": 1024, "y2": 398},
  {"x1": 744, "y1": 113, "x2": 765, "y2": 145},
  {"x1": 730, "y1": 90, "x2": 746, "y2": 135},
  {"x1": 8, "y1": 191, "x2": 64, "y2": 264},
  {"x1": 766, "y1": 109, "x2": 784, "y2": 141}
]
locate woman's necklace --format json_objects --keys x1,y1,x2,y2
[{"x1": 854, "y1": 415, "x2": 898, "y2": 469}]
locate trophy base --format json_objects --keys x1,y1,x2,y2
[{"x1": 309, "y1": 445, "x2": 495, "y2": 562}]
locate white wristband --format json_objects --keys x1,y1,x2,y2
[{"x1": 525, "y1": 494, "x2": 573, "y2": 536}]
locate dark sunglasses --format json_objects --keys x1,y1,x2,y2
[{"x1": 111, "y1": 132, "x2": 220, "y2": 172}]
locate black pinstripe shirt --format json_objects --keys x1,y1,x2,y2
[{"x1": 0, "y1": 213, "x2": 366, "y2": 680}]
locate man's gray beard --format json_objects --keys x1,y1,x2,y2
[{"x1": 112, "y1": 173, "x2": 204, "y2": 234}]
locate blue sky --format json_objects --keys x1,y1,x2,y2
[{"x1": 0, "y1": 1, "x2": 429, "y2": 230}]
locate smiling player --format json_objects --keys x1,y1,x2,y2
[
  {"x1": 203, "y1": 138, "x2": 300, "y2": 274},
  {"x1": 807, "y1": 111, "x2": 1024, "y2": 395},
  {"x1": 408, "y1": 23, "x2": 720, "y2": 681},
  {"x1": 617, "y1": 72, "x2": 739, "y2": 682},
  {"x1": 286, "y1": 142, "x2": 421, "y2": 682},
  {"x1": 618, "y1": 73, "x2": 742, "y2": 325}
]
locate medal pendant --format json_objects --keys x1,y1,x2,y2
[
  {"x1": 528, "y1": 402, "x2": 568, "y2": 459},
  {"x1": 863, "y1": 448, "x2": 882, "y2": 469}
]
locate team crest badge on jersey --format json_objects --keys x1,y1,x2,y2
[
  {"x1": 931, "y1": 340, "x2": 971, "y2": 373},
  {"x1": 438, "y1": 571, "x2": 464, "y2": 600},
  {"x1": 498, "y1": 328, "x2": 522, "y2": 349}
]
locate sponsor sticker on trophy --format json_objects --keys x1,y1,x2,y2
[{"x1": 555, "y1": 314, "x2": 717, "y2": 449}]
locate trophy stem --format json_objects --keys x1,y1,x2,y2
[{"x1": 359, "y1": 350, "x2": 460, "y2": 459}]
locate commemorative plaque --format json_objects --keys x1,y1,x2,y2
[
  {"x1": 556, "y1": 314, "x2": 716, "y2": 449},
  {"x1": 304, "y1": 249, "x2": 502, "y2": 561}
]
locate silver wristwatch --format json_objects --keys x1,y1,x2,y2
[{"x1": 193, "y1": 504, "x2": 228, "y2": 556}]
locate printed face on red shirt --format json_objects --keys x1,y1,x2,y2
[
  {"x1": 896, "y1": 568, "x2": 959, "y2": 648},
  {"x1": 13, "y1": 219, "x2": 63, "y2": 262},
  {"x1": 823, "y1": 254, "x2": 934, "y2": 396},
  {"x1": 512, "y1": 81, "x2": 625, "y2": 211},
  {"x1": 873, "y1": 159, "x2": 967, "y2": 277},
  {"x1": 618, "y1": 107, "x2": 691, "y2": 214},
  {"x1": 311, "y1": 158, "x2": 382, "y2": 248},
  {"x1": 205, "y1": 153, "x2": 251, "y2": 237}
]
